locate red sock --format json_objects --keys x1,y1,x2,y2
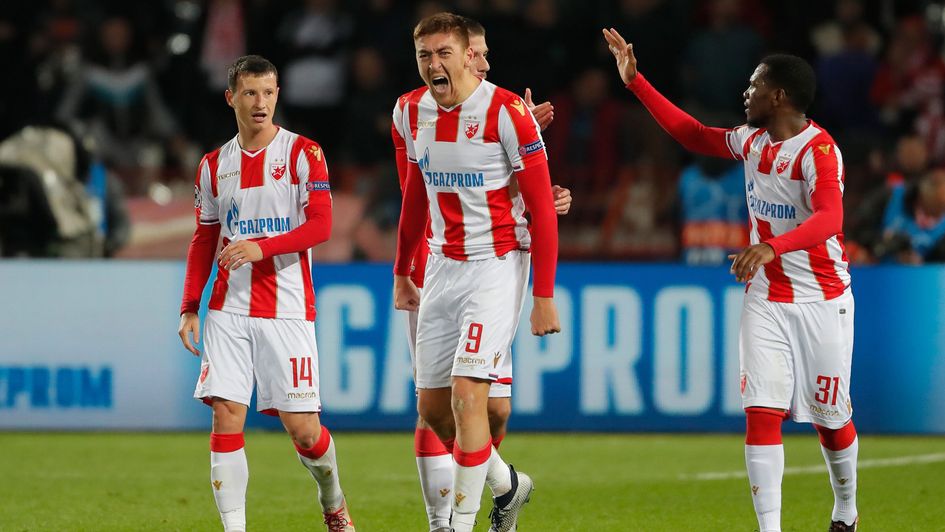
[
  {"x1": 210, "y1": 432, "x2": 245, "y2": 452},
  {"x1": 745, "y1": 407, "x2": 787, "y2": 445},
  {"x1": 815, "y1": 421, "x2": 857, "y2": 451},
  {"x1": 441, "y1": 437, "x2": 455, "y2": 454},
  {"x1": 294, "y1": 426, "x2": 332, "y2": 459},
  {"x1": 415, "y1": 427, "x2": 450, "y2": 457},
  {"x1": 453, "y1": 441, "x2": 492, "y2": 467},
  {"x1": 491, "y1": 434, "x2": 505, "y2": 450}
]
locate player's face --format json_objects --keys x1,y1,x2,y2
[
  {"x1": 225, "y1": 73, "x2": 279, "y2": 133},
  {"x1": 415, "y1": 31, "x2": 473, "y2": 105},
  {"x1": 743, "y1": 64, "x2": 774, "y2": 128},
  {"x1": 469, "y1": 34, "x2": 490, "y2": 80}
]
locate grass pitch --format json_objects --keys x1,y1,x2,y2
[{"x1": 0, "y1": 432, "x2": 942, "y2": 531}]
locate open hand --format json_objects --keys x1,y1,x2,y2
[
  {"x1": 219, "y1": 240, "x2": 263, "y2": 270},
  {"x1": 602, "y1": 28, "x2": 638, "y2": 85}
]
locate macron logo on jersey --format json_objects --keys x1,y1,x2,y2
[{"x1": 418, "y1": 147, "x2": 485, "y2": 188}]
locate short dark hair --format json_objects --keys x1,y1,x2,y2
[
  {"x1": 463, "y1": 16, "x2": 486, "y2": 37},
  {"x1": 413, "y1": 12, "x2": 469, "y2": 49},
  {"x1": 227, "y1": 55, "x2": 278, "y2": 92},
  {"x1": 760, "y1": 54, "x2": 816, "y2": 112}
]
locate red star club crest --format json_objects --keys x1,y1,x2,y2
[
  {"x1": 271, "y1": 163, "x2": 287, "y2": 180},
  {"x1": 776, "y1": 158, "x2": 790, "y2": 175},
  {"x1": 464, "y1": 121, "x2": 480, "y2": 139}
]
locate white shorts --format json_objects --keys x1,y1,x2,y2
[
  {"x1": 414, "y1": 251, "x2": 529, "y2": 390},
  {"x1": 739, "y1": 290, "x2": 854, "y2": 428},
  {"x1": 406, "y1": 291, "x2": 512, "y2": 398},
  {"x1": 194, "y1": 310, "x2": 321, "y2": 414}
]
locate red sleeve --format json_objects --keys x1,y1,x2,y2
[
  {"x1": 394, "y1": 161, "x2": 428, "y2": 276},
  {"x1": 516, "y1": 156, "x2": 558, "y2": 297},
  {"x1": 180, "y1": 223, "x2": 220, "y2": 315},
  {"x1": 256, "y1": 193, "x2": 332, "y2": 257},
  {"x1": 392, "y1": 122, "x2": 408, "y2": 190},
  {"x1": 626, "y1": 73, "x2": 737, "y2": 159},
  {"x1": 764, "y1": 147, "x2": 844, "y2": 256}
]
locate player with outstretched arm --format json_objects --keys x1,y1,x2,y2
[{"x1": 604, "y1": 28, "x2": 859, "y2": 532}]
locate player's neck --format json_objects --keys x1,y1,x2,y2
[
  {"x1": 767, "y1": 115, "x2": 809, "y2": 143},
  {"x1": 238, "y1": 124, "x2": 279, "y2": 152}
]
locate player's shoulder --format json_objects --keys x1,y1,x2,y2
[
  {"x1": 489, "y1": 83, "x2": 524, "y2": 107},
  {"x1": 803, "y1": 122, "x2": 840, "y2": 155},
  {"x1": 396, "y1": 86, "x2": 430, "y2": 109},
  {"x1": 488, "y1": 84, "x2": 533, "y2": 123},
  {"x1": 282, "y1": 131, "x2": 326, "y2": 166}
]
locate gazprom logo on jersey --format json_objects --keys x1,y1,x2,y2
[
  {"x1": 226, "y1": 200, "x2": 240, "y2": 234},
  {"x1": 226, "y1": 199, "x2": 292, "y2": 235},
  {"x1": 418, "y1": 148, "x2": 485, "y2": 187},
  {"x1": 0, "y1": 365, "x2": 112, "y2": 409},
  {"x1": 747, "y1": 182, "x2": 796, "y2": 220}
]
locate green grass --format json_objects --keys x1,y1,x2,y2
[{"x1": 0, "y1": 432, "x2": 943, "y2": 531}]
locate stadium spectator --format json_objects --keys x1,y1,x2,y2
[
  {"x1": 682, "y1": 0, "x2": 765, "y2": 117},
  {"x1": 276, "y1": 0, "x2": 353, "y2": 157},
  {"x1": 55, "y1": 16, "x2": 194, "y2": 194},
  {"x1": 850, "y1": 167, "x2": 945, "y2": 264},
  {"x1": 677, "y1": 154, "x2": 749, "y2": 265},
  {"x1": 871, "y1": 15, "x2": 945, "y2": 162}
]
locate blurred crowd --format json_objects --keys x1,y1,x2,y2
[{"x1": 2, "y1": 0, "x2": 945, "y2": 265}]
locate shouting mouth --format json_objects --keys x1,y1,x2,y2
[{"x1": 431, "y1": 74, "x2": 449, "y2": 95}]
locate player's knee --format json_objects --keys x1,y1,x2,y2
[
  {"x1": 417, "y1": 394, "x2": 450, "y2": 428},
  {"x1": 415, "y1": 415, "x2": 432, "y2": 430},
  {"x1": 210, "y1": 399, "x2": 246, "y2": 433},
  {"x1": 745, "y1": 407, "x2": 787, "y2": 445},
  {"x1": 814, "y1": 420, "x2": 857, "y2": 450},
  {"x1": 287, "y1": 425, "x2": 321, "y2": 449},
  {"x1": 487, "y1": 397, "x2": 511, "y2": 422},
  {"x1": 451, "y1": 382, "x2": 487, "y2": 421},
  {"x1": 487, "y1": 397, "x2": 511, "y2": 434}
]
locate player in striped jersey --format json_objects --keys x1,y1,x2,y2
[
  {"x1": 392, "y1": 17, "x2": 571, "y2": 532},
  {"x1": 605, "y1": 29, "x2": 859, "y2": 532},
  {"x1": 394, "y1": 13, "x2": 561, "y2": 532},
  {"x1": 177, "y1": 55, "x2": 354, "y2": 532}
]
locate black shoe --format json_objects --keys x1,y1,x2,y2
[
  {"x1": 488, "y1": 465, "x2": 534, "y2": 532},
  {"x1": 829, "y1": 516, "x2": 858, "y2": 531}
]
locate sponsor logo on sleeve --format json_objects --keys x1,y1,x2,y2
[
  {"x1": 518, "y1": 139, "x2": 545, "y2": 156},
  {"x1": 194, "y1": 184, "x2": 201, "y2": 209},
  {"x1": 817, "y1": 144, "x2": 832, "y2": 155},
  {"x1": 307, "y1": 145, "x2": 322, "y2": 161},
  {"x1": 306, "y1": 181, "x2": 331, "y2": 191}
]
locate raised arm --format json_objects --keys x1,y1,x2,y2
[{"x1": 603, "y1": 28, "x2": 738, "y2": 159}]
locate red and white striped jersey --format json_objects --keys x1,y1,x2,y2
[
  {"x1": 726, "y1": 121, "x2": 850, "y2": 302},
  {"x1": 392, "y1": 79, "x2": 546, "y2": 261},
  {"x1": 195, "y1": 127, "x2": 329, "y2": 320}
]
